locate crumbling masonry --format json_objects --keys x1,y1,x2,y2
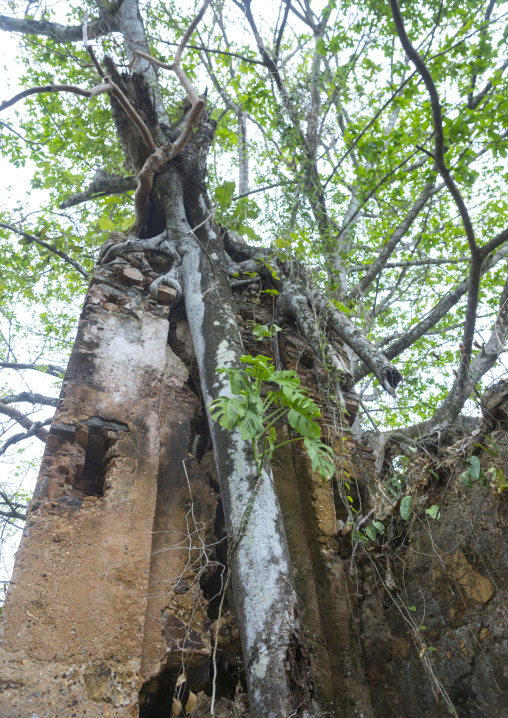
[{"x1": 0, "y1": 240, "x2": 375, "y2": 718}]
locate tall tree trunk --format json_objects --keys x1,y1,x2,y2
[{"x1": 104, "y1": 65, "x2": 318, "y2": 712}]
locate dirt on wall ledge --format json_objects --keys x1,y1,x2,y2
[{"x1": 348, "y1": 381, "x2": 508, "y2": 718}]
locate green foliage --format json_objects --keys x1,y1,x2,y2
[
  {"x1": 213, "y1": 181, "x2": 261, "y2": 241},
  {"x1": 250, "y1": 323, "x2": 281, "y2": 340},
  {"x1": 461, "y1": 455, "x2": 487, "y2": 487},
  {"x1": 365, "y1": 520, "x2": 385, "y2": 541},
  {"x1": 425, "y1": 505, "x2": 441, "y2": 520},
  {"x1": 400, "y1": 495, "x2": 413, "y2": 520},
  {"x1": 210, "y1": 355, "x2": 335, "y2": 479}
]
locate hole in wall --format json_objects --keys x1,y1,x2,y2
[
  {"x1": 73, "y1": 426, "x2": 109, "y2": 496},
  {"x1": 72, "y1": 417, "x2": 129, "y2": 497},
  {"x1": 139, "y1": 655, "x2": 242, "y2": 718},
  {"x1": 200, "y1": 497, "x2": 227, "y2": 620}
]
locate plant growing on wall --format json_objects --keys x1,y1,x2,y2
[{"x1": 210, "y1": 354, "x2": 335, "y2": 480}]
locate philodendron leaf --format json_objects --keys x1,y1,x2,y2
[
  {"x1": 288, "y1": 408, "x2": 320, "y2": 438},
  {"x1": 209, "y1": 396, "x2": 245, "y2": 430},
  {"x1": 303, "y1": 438, "x2": 334, "y2": 479},
  {"x1": 238, "y1": 409, "x2": 264, "y2": 440},
  {"x1": 400, "y1": 495, "x2": 412, "y2": 520}
]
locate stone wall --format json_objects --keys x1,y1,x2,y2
[{"x1": 0, "y1": 241, "x2": 383, "y2": 718}]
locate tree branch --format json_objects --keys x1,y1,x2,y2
[
  {"x1": 0, "y1": 403, "x2": 49, "y2": 441},
  {"x1": 0, "y1": 222, "x2": 88, "y2": 278},
  {"x1": 0, "y1": 489, "x2": 27, "y2": 520},
  {"x1": 469, "y1": 58, "x2": 508, "y2": 110},
  {"x1": 0, "y1": 361, "x2": 65, "y2": 377},
  {"x1": 389, "y1": 0, "x2": 480, "y2": 373},
  {"x1": 1, "y1": 392, "x2": 58, "y2": 407},
  {"x1": 161, "y1": 39, "x2": 264, "y2": 65},
  {"x1": 404, "y1": 270, "x2": 508, "y2": 437},
  {"x1": 98, "y1": 76, "x2": 156, "y2": 153},
  {"x1": 467, "y1": 0, "x2": 497, "y2": 108},
  {"x1": 0, "y1": 418, "x2": 52, "y2": 458},
  {"x1": 59, "y1": 173, "x2": 137, "y2": 209},
  {"x1": 348, "y1": 256, "x2": 470, "y2": 272},
  {"x1": 130, "y1": 0, "x2": 210, "y2": 228},
  {"x1": 0, "y1": 14, "x2": 115, "y2": 43},
  {"x1": 354, "y1": 239, "x2": 508, "y2": 382},
  {"x1": 313, "y1": 292, "x2": 402, "y2": 394},
  {"x1": 353, "y1": 182, "x2": 435, "y2": 294},
  {"x1": 0, "y1": 84, "x2": 94, "y2": 112}
]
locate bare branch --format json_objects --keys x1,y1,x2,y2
[
  {"x1": 0, "y1": 489, "x2": 27, "y2": 520},
  {"x1": 355, "y1": 239, "x2": 508, "y2": 382},
  {"x1": 389, "y1": 0, "x2": 480, "y2": 372},
  {"x1": 175, "y1": 0, "x2": 211, "y2": 65},
  {"x1": 0, "y1": 14, "x2": 115, "y2": 43},
  {"x1": 1, "y1": 392, "x2": 58, "y2": 407},
  {"x1": 467, "y1": 0, "x2": 497, "y2": 108},
  {"x1": 348, "y1": 256, "x2": 470, "y2": 272},
  {"x1": 0, "y1": 362, "x2": 65, "y2": 377},
  {"x1": 410, "y1": 270, "x2": 508, "y2": 437},
  {"x1": 0, "y1": 418, "x2": 52, "y2": 458},
  {"x1": 313, "y1": 292, "x2": 402, "y2": 394},
  {"x1": 161, "y1": 40, "x2": 265, "y2": 66},
  {"x1": 274, "y1": 0, "x2": 291, "y2": 62},
  {"x1": 0, "y1": 84, "x2": 93, "y2": 112},
  {"x1": 130, "y1": 1, "x2": 210, "y2": 227},
  {"x1": 469, "y1": 58, "x2": 508, "y2": 110},
  {"x1": 0, "y1": 508, "x2": 27, "y2": 521},
  {"x1": 59, "y1": 173, "x2": 137, "y2": 209},
  {"x1": 101, "y1": 77, "x2": 156, "y2": 153},
  {"x1": 0, "y1": 403, "x2": 49, "y2": 441},
  {"x1": 354, "y1": 182, "x2": 435, "y2": 294},
  {"x1": 0, "y1": 222, "x2": 88, "y2": 278}
]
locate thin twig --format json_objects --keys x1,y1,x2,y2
[{"x1": 0, "y1": 222, "x2": 88, "y2": 277}]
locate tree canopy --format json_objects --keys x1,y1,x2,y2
[{"x1": 1, "y1": 0, "x2": 508, "y2": 573}]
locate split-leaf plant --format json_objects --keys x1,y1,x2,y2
[{"x1": 210, "y1": 354, "x2": 335, "y2": 480}]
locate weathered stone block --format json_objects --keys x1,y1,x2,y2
[
  {"x1": 120, "y1": 266, "x2": 144, "y2": 286},
  {"x1": 482, "y1": 378, "x2": 508, "y2": 421},
  {"x1": 157, "y1": 284, "x2": 178, "y2": 304}
]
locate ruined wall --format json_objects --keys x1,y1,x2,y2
[
  {"x1": 0, "y1": 246, "x2": 220, "y2": 718},
  {"x1": 0, "y1": 240, "x2": 383, "y2": 718},
  {"x1": 346, "y1": 391, "x2": 508, "y2": 718}
]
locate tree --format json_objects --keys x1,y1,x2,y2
[{"x1": 0, "y1": 0, "x2": 507, "y2": 715}]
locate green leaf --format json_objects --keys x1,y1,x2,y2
[
  {"x1": 467, "y1": 455, "x2": 481, "y2": 480},
  {"x1": 351, "y1": 529, "x2": 368, "y2": 544},
  {"x1": 238, "y1": 409, "x2": 264, "y2": 440},
  {"x1": 473, "y1": 444, "x2": 499, "y2": 458},
  {"x1": 365, "y1": 525, "x2": 377, "y2": 541},
  {"x1": 425, "y1": 504, "x2": 441, "y2": 519},
  {"x1": 303, "y1": 438, "x2": 335, "y2": 479},
  {"x1": 209, "y1": 396, "x2": 245, "y2": 430},
  {"x1": 400, "y1": 496, "x2": 412, "y2": 520},
  {"x1": 214, "y1": 181, "x2": 236, "y2": 211},
  {"x1": 121, "y1": 215, "x2": 136, "y2": 231},
  {"x1": 372, "y1": 521, "x2": 384, "y2": 534},
  {"x1": 288, "y1": 407, "x2": 320, "y2": 438},
  {"x1": 270, "y1": 370, "x2": 301, "y2": 391},
  {"x1": 461, "y1": 471, "x2": 474, "y2": 488},
  {"x1": 483, "y1": 435, "x2": 501, "y2": 456},
  {"x1": 98, "y1": 217, "x2": 115, "y2": 231},
  {"x1": 409, "y1": 606, "x2": 417, "y2": 611}
]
